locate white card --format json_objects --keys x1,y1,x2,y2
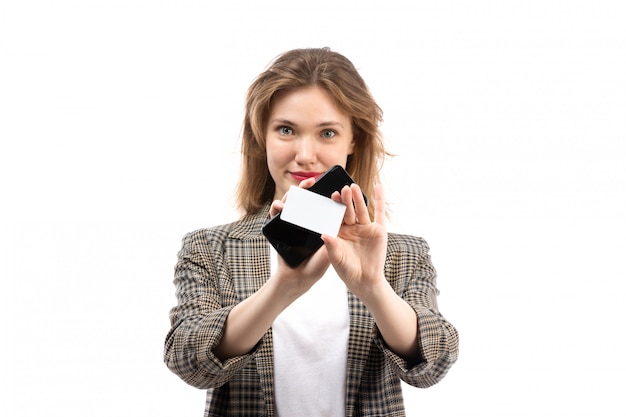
[{"x1": 281, "y1": 185, "x2": 346, "y2": 237}]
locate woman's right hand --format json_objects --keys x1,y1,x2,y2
[
  {"x1": 269, "y1": 177, "x2": 330, "y2": 296},
  {"x1": 214, "y1": 178, "x2": 329, "y2": 361}
]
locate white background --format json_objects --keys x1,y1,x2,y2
[{"x1": 1, "y1": 1, "x2": 625, "y2": 416}]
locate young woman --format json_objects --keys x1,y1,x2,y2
[{"x1": 164, "y1": 47, "x2": 459, "y2": 416}]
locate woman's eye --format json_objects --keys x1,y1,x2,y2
[
  {"x1": 279, "y1": 126, "x2": 293, "y2": 135},
  {"x1": 321, "y1": 129, "x2": 336, "y2": 138}
]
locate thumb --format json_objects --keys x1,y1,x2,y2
[
  {"x1": 320, "y1": 233, "x2": 336, "y2": 248},
  {"x1": 320, "y1": 234, "x2": 341, "y2": 263}
]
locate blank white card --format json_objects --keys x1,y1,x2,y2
[{"x1": 281, "y1": 186, "x2": 346, "y2": 237}]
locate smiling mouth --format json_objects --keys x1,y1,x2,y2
[{"x1": 290, "y1": 171, "x2": 323, "y2": 182}]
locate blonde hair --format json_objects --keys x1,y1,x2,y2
[{"x1": 236, "y1": 47, "x2": 388, "y2": 219}]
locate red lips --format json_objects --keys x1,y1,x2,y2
[{"x1": 290, "y1": 171, "x2": 323, "y2": 182}]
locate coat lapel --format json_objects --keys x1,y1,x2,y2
[
  {"x1": 225, "y1": 208, "x2": 271, "y2": 301},
  {"x1": 345, "y1": 292, "x2": 374, "y2": 417},
  {"x1": 224, "y1": 207, "x2": 276, "y2": 415}
]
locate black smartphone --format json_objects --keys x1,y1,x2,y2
[{"x1": 262, "y1": 165, "x2": 367, "y2": 268}]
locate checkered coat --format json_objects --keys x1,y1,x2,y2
[{"x1": 164, "y1": 207, "x2": 459, "y2": 416}]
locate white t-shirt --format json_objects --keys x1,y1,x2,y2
[{"x1": 271, "y1": 248, "x2": 350, "y2": 417}]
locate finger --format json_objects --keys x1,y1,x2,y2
[
  {"x1": 269, "y1": 199, "x2": 285, "y2": 218},
  {"x1": 320, "y1": 234, "x2": 340, "y2": 264},
  {"x1": 373, "y1": 183, "x2": 386, "y2": 224},
  {"x1": 350, "y1": 183, "x2": 370, "y2": 224},
  {"x1": 340, "y1": 185, "x2": 356, "y2": 224},
  {"x1": 299, "y1": 177, "x2": 316, "y2": 189}
]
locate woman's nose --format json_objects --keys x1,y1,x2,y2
[{"x1": 294, "y1": 136, "x2": 317, "y2": 165}]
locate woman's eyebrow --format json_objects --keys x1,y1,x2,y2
[
  {"x1": 269, "y1": 118, "x2": 296, "y2": 126},
  {"x1": 316, "y1": 121, "x2": 345, "y2": 129},
  {"x1": 269, "y1": 118, "x2": 344, "y2": 129}
]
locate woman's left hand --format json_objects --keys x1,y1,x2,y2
[{"x1": 321, "y1": 183, "x2": 388, "y2": 298}]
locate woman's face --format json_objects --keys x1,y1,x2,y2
[{"x1": 266, "y1": 85, "x2": 355, "y2": 200}]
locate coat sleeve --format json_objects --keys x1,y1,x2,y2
[
  {"x1": 163, "y1": 229, "x2": 261, "y2": 389},
  {"x1": 375, "y1": 234, "x2": 459, "y2": 388}
]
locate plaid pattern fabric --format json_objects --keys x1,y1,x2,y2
[{"x1": 164, "y1": 206, "x2": 459, "y2": 416}]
